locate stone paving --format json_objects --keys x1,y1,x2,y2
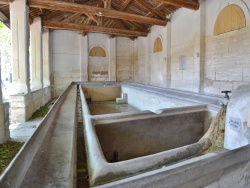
[{"x1": 9, "y1": 118, "x2": 43, "y2": 142}]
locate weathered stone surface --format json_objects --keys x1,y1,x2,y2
[
  {"x1": 224, "y1": 85, "x2": 250, "y2": 150},
  {"x1": 0, "y1": 103, "x2": 10, "y2": 144},
  {"x1": 10, "y1": 87, "x2": 52, "y2": 122}
]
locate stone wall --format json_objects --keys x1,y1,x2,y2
[
  {"x1": 52, "y1": 30, "x2": 81, "y2": 97},
  {"x1": 116, "y1": 37, "x2": 135, "y2": 82},
  {"x1": 203, "y1": 0, "x2": 250, "y2": 94},
  {"x1": 52, "y1": 31, "x2": 120, "y2": 97},
  {"x1": 134, "y1": 26, "x2": 168, "y2": 87},
  {"x1": 88, "y1": 33, "x2": 109, "y2": 81},
  {"x1": 0, "y1": 102, "x2": 10, "y2": 143},
  {"x1": 51, "y1": 0, "x2": 250, "y2": 96},
  {"x1": 10, "y1": 86, "x2": 51, "y2": 122},
  {"x1": 121, "y1": 85, "x2": 195, "y2": 112},
  {"x1": 134, "y1": 0, "x2": 250, "y2": 95}
]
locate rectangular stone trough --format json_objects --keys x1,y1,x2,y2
[{"x1": 79, "y1": 82, "x2": 221, "y2": 186}]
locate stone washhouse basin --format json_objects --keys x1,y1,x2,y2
[{"x1": 79, "y1": 82, "x2": 219, "y2": 186}]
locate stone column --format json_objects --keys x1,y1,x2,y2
[
  {"x1": 193, "y1": 0, "x2": 205, "y2": 93},
  {"x1": 145, "y1": 35, "x2": 151, "y2": 85},
  {"x1": 0, "y1": 53, "x2": 10, "y2": 143},
  {"x1": 9, "y1": 0, "x2": 30, "y2": 95},
  {"x1": 43, "y1": 29, "x2": 50, "y2": 87},
  {"x1": 166, "y1": 21, "x2": 171, "y2": 88},
  {"x1": 30, "y1": 17, "x2": 43, "y2": 91},
  {"x1": 80, "y1": 34, "x2": 88, "y2": 81},
  {"x1": 9, "y1": 0, "x2": 34, "y2": 122},
  {"x1": 132, "y1": 39, "x2": 138, "y2": 82},
  {"x1": 108, "y1": 37, "x2": 116, "y2": 81},
  {"x1": 0, "y1": 55, "x2": 2, "y2": 104}
]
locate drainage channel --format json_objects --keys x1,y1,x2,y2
[
  {"x1": 77, "y1": 87, "x2": 89, "y2": 188},
  {"x1": 0, "y1": 83, "x2": 90, "y2": 187}
]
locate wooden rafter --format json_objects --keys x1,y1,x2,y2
[
  {"x1": 28, "y1": 0, "x2": 167, "y2": 26},
  {"x1": 0, "y1": 0, "x2": 10, "y2": 5},
  {"x1": 146, "y1": 2, "x2": 168, "y2": 17},
  {"x1": 62, "y1": 12, "x2": 80, "y2": 23},
  {"x1": 124, "y1": 20, "x2": 147, "y2": 32},
  {"x1": 113, "y1": 19, "x2": 127, "y2": 30},
  {"x1": 136, "y1": 0, "x2": 166, "y2": 20},
  {"x1": 103, "y1": 0, "x2": 111, "y2": 9},
  {"x1": 156, "y1": 0, "x2": 199, "y2": 10},
  {"x1": 42, "y1": 11, "x2": 65, "y2": 20},
  {"x1": 87, "y1": 14, "x2": 99, "y2": 24},
  {"x1": 43, "y1": 21, "x2": 147, "y2": 37},
  {"x1": 120, "y1": 0, "x2": 133, "y2": 11},
  {"x1": 0, "y1": 10, "x2": 9, "y2": 26}
]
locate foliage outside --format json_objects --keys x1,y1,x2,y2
[
  {"x1": 0, "y1": 22, "x2": 11, "y2": 59},
  {"x1": 0, "y1": 141, "x2": 24, "y2": 174},
  {"x1": 31, "y1": 100, "x2": 54, "y2": 119}
]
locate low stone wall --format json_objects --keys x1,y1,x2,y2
[
  {"x1": 82, "y1": 84, "x2": 121, "y2": 102},
  {"x1": 95, "y1": 111, "x2": 205, "y2": 162},
  {"x1": 10, "y1": 86, "x2": 52, "y2": 122},
  {"x1": 121, "y1": 84, "x2": 197, "y2": 112},
  {"x1": 0, "y1": 102, "x2": 10, "y2": 144}
]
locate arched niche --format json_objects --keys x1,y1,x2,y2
[
  {"x1": 89, "y1": 46, "x2": 106, "y2": 57},
  {"x1": 153, "y1": 37, "x2": 163, "y2": 53},
  {"x1": 214, "y1": 4, "x2": 246, "y2": 36}
]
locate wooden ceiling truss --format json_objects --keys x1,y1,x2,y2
[{"x1": 0, "y1": 0, "x2": 199, "y2": 38}]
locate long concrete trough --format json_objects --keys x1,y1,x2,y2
[
  {"x1": 0, "y1": 83, "x2": 78, "y2": 187},
  {"x1": 2, "y1": 82, "x2": 250, "y2": 187},
  {"x1": 79, "y1": 82, "x2": 224, "y2": 186}
]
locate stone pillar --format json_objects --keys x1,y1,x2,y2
[
  {"x1": 80, "y1": 34, "x2": 88, "y2": 81},
  {"x1": 30, "y1": 17, "x2": 43, "y2": 91},
  {"x1": 162, "y1": 22, "x2": 171, "y2": 88},
  {"x1": 166, "y1": 22, "x2": 171, "y2": 88},
  {"x1": 193, "y1": 0, "x2": 205, "y2": 93},
  {"x1": 0, "y1": 58, "x2": 2, "y2": 104},
  {"x1": 9, "y1": 0, "x2": 34, "y2": 122},
  {"x1": 108, "y1": 37, "x2": 116, "y2": 81},
  {"x1": 9, "y1": 0, "x2": 30, "y2": 95},
  {"x1": 43, "y1": 29, "x2": 50, "y2": 87},
  {"x1": 132, "y1": 39, "x2": 138, "y2": 82},
  {"x1": 0, "y1": 53, "x2": 10, "y2": 144},
  {"x1": 145, "y1": 34, "x2": 151, "y2": 85}
]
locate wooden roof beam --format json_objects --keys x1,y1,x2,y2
[
  {"x1": 156, "y1": 0, "x2": 199, "y2": 10},
  {"x1": 0, "y1": 0, "x2": 11, "y2": 5},
  {"x1": 120, "y1": 0, "x2": 133, "y2": 11},
  {"x1": 146, "y1": 3, "x2": 167, "y2": 17},
  {"x1": 28, "y1": 0, "x2": 167, "y2": 26},
  {"x1": 112, "y1": 19, "x2": 127, "y2": 30},
  {"x1": 102, "y1": 0, "x2": 111, "y2": 9},
  {"x1": 136, "y1": 0, "x2": 166, "y2": 20},
  {"x1": 62, "y1": 13, "x2": 80, "y2": 23},
  {"x1": 43, "y1": 21, "x2": 148, "y2": 37},
  {"x1": 42, "y1": 11, "x2": 66, "y2": 20},
  {"x1": 124, "y1": 20, "x2": 147, "y2": 32},
  {"x1": 0, "y1": 11, "x2": 9, "y2": 27},
  {"x1": 87, "y1": 14, "x2": 99, "y2": 24}
]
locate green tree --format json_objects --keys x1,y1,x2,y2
[{"x1": 0, "y1": 22, "x2": 11, "y2": 59}]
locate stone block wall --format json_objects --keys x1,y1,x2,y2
[
  {"x1": 132, "y1": 0, "x2": 250, "y2": 95},
  {"x1": 51, "y1": 0, "x2": 250, "y2": 96},
  {"x1": 10, "y1": 86, "x2": 51, "y2": 123},
  {"x1": 121, "y1": 85, "x2": 195, "y2": 112},
  {"x1": 0, "y1": 102, "x2": 10, "y2": 143},
  {"x1": 116, "y1": 37, "x2": 135, "y2": 81},
  {"x1": 52, "y1": 30, "x2": 81, "y2": 97}
]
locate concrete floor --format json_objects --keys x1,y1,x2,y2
[
  {"x1": 88, "y1": 101, "x2": 139, "y2": 115},
  {"x1": 9, "y1": 117, "x2": 42, "y2": 142}
]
